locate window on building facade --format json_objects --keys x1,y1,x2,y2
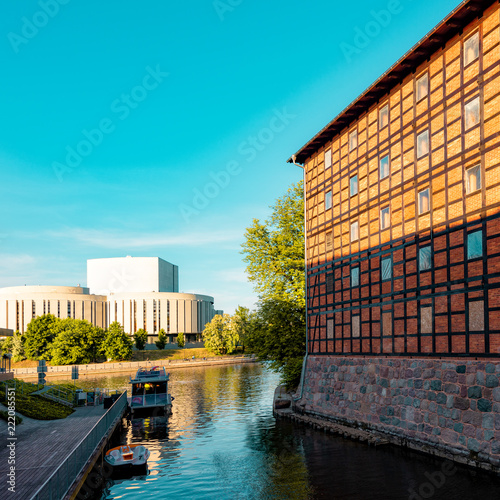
[
  {"x1": 464, "y1": 32, "x2": 480, "y2": 66},
  {"x1": 352, "y1": 315, "x2": 360, "y2": 338},
  {"x1": 469, "y1": 300, "x2": 485, "y2": 331},
  {"x1": 466, "y1": 165, "x2": 481, "y2": 193},
  {"x1": 379, "y1": 104, "x2": 389, "y2": 128},
  {"x1": 351, "y1": 267, "x2": 360, "y2": 287},
  {"x1": 417, "y1": 130, "x2": 430, "y2": 158},
  {"x1": 467, "y1": 230, "x2": 483, "y2": 260},
  {"x1": 380, "y1": 207, "x2": 390, "y2": 230},
  {"x1": 465, "y1": 96, "x2": 480, "y2": 130},
  {"x1": 350, "y1": 174, "x2": 358, "y2": 196},
  {"x1": 324, "y1": 149, "x2": 332, "y2": 169},
  {"x1": 420, "y1": 306, "x2": 433, "y2": 334},
  {"x1": 67, "y1": 300, "x2": 71, "y2": 317},
  {"x1": 327, "y1": 318, "x2": 334, "y2": 339},
  {"x1": 325, "y1": 190, "x2": 332, "y2": 210},
  {"x1": 418, "y1": 188, "x2": 430, "y2": 214},
  {"x1": 350, "y1": 221, "x2": 359, "y2": 241},
  {"x1": 416, "y1": 73, "x2": 429, "y2": 102},
  {"x1": 380, "y1": 155, "x2": 390, "y2": 179},
  {"x1": 381, "y1": 257, "x2": 392, "y2": 281},
  {"x1": 419, "y1": 246, "x2": 432, "y2": 271},
  {"x1": 326, "y1": 230, "x2": 333, "y2": 251},
  {"x1": 349, "y1": 129, "x2": 358, "y2": 151},
  {"x1": 32, "y1": 300, "x2": 36, "y2": 319},
  {"x1": 326, "y1": 274, "x2": 334, "y2": 293}
]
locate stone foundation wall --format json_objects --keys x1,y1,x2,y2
[{"x1": 298, "y1": 356, "x2": 500, "y2": 473}]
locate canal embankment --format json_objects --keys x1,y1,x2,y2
[
  {"x1": 274, "y1": 356, "x2": 500, "y2": 475},
  {"x1": 14, "y1": 355, "x2": 257, "y2": 380},
  {"x1": 0, "y1": 392, "x2": 127, "y2": 499}
]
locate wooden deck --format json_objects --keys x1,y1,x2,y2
[{"x1": 0, "y1": 403, "x2": 108, "y2": 499}]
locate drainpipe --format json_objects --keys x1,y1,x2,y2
[{"x1": 291, "y1": 155, "x2": 308, "y2": 403}]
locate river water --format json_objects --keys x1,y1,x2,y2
[{"x1": 66, "y1": 363, "x2": 499, "y2": 500}]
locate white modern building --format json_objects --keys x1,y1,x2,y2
[
  {"x1": 0, "y1": 257, "x2": 217, "y2": 345},
  {"x1": 88, "y1": 256, "x2": 179, "y2": 295}
]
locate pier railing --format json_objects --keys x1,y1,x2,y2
[{"x1": 31, "y1": 391, "x2": 128, "y2": 500}]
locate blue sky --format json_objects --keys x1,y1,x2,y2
[{"x1": 0, "y1": 0, "x2": 460, "y2": 314}]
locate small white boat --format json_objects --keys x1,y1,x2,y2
[{"x1": 105, "y1": 444, "x2": 150, "y2": 467}]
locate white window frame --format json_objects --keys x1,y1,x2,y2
[
  {"x1": 417, "y1": 130, "x2": 430, "y2": 159},
  {"x1": 350, "y1": 174, "x2": 358, "y2": 197},
  {"x1": 418, "y1": 188, "x2": 430, "y2": 215},
  {"x1": 324, "y1": 149, "x2": 332, "y2": 169},
  {"x1": 464, "y1": 32, "x2": 480, "y2": 66},
  {"x1": 464, "y1": 96, "x2": 480, "y2": 130},
  {"x1": 380, "y1": 155, "x2": 390, "y2": 180},
  {"x1": 380, "y1": 207, "x2": 390, "y2": 230},
  {"x1": 349, "y1": 129, "x2": 358, "y2": 152},
  {"x1": 416, "y1": 73, "x2": 429, "y2": 102},
  {"x1": 466, "y1": 164, "x2": 481, "y2": 194},
  {"x1": 325, "y1": 190, "x2": 332, "y2": 210},
  {"x1": 350, "y1": 221, "x2": 359, "y2": 242},
  {"x1": 379, "y1": 104, "x2": 389, "y2": 128}
]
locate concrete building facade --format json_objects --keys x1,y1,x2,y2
[
  {"x1": 87, "y1": 256, "x2": 179, "y2": 295},
  {"x1": 0, "y1": 257, "x2": 215, "y2": 344}
]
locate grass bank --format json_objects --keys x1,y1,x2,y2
[{"x1": 0, "y1": 379, "x2": 74, "y2": 420}]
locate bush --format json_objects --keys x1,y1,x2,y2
[
  {"x1": 177, "y1": 332, "x2": 185, "y2": 348},
  {"x1": 134, "y1": 329, "x2": 148, "y2": 350},
  {"x1": 0, "y1": 410, "x2": 22, "y2": 425},
  {"x1": 156, "y1": 329, "x2": 167, "y2": 350}
]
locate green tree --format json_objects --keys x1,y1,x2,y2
[
  {"x1": 12, "y1": 331, "x2": 26, "y2": 362},
  {"x1": 241, "y1": 181, "x2": 304, "y2": 306},
  {"x1": 50, "y1": 319, "x2": 105, "y2": 365},
  {"x1": 24, "y1": 314, "x2": 60, "y2": 360},
  {"x1": 233, "y1": 306, "x2": 253, "y2": 353},
  {"x1": 1, "y1": 337, "x2": 13, "y2": 356},
  {"x1": 134, "y1": 329, "x2": 148, "y2": 350},
  {"x1": 176, "y1": 332, "x2": 185, "y2": 348},
  {"x1": 248, "y1": 298, "x2": 306, "y2": 388},
  {"x1": 156, "y1": 329, "x2": 167, "y2": 350},
  {"x1": 202, "y1": 314, "x2": 239, "y2": 355},
  {"x1": 102, "y1": 322, "x2": 133, "y2": 361},
  {"x1": 241, "y1": 182, "x2": 306, "y2": 388}
]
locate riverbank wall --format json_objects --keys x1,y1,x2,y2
[
  {"x1": 14, "y1": 355, "x2": 257, "y2": 380},
  {"x1": 280, "y1": 356, "x2": 500, "y2": 475}
]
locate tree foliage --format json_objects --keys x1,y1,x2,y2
[
  {"x1": 176, "y1": 332, "x2": 185, "y2": 348},
  {"x1": 241, "y1": 182, "x2": 306, "y2": 388},
  {"x1": 24, "y1": 314, "x2": 59, "y2": 360},
  {"x1": 12, "y1": 331, "x2": 26, "y2": 362},
  {"x1": 202, "y1": 314, "x2": 239, "y2": 355},
  {"x1": 50, "y1": 319, "x2": 105, "y2": 365},
  {"x1": 233, "y1": 306, "x2": 252, "y2": 352},
  {"x1": 156, "y1": 329, "x2": 167, "y2": 350},
  {"x1": 241, "y1": 181, "x2": 304, "y2": 306},
  {"x1": 102, "y1": 322, "x2": 133, "y2": 361},
  {"x1": 1, "y1": 337, "x2": 13, "y2": 356},
  {"x1": 134, "y1": 329, "x2": 148, "y2": 350}
]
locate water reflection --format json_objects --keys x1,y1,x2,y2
[{"x1": 52, "y1": 364, "x2": 499, "y2": 499}]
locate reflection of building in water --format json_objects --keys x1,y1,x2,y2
[{"x1": 0, "y1": 256, "x2": 219, "y2": 344}]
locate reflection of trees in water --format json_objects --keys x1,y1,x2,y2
[{"x1": 243, "y1": 417, "x2": 313, "y2": 499}]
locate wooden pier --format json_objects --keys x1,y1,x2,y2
[{"x1": 0, "y1": 393, "x2": 127, "y2": 499}]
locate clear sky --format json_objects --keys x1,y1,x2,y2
[{"x1": 0, "y1": 0, "x2": 460, "y2": 314}]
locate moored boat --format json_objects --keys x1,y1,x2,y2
[
  {"x1": 128, "y1": 366, "x2": 173, "y2": 416},
  {"x1": 105, "y1": 444, "x2": 150, "y2": 467}
]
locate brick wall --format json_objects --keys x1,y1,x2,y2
[{"x1": 300, "y1": 356, "x2": 500, "y2": 472}]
